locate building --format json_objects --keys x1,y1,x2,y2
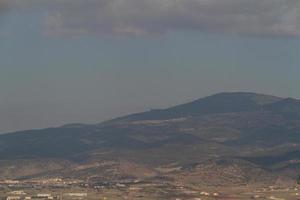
[
  {"x1": 36, "y1": 194, "x2": 53, "y2": 199},
  {"x1": 6, "y1": 196, "x2": 21, "y2": 200},
  {"x1": 9, "y1": 191, "x2": 26, "y2": 195},
  {"x1": 64, "y1": 193, "x2": 87, "y2": 198}
]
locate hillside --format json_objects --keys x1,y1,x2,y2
[{"x1": 0, "y1": 92, "x2": 300, "y2": 185}]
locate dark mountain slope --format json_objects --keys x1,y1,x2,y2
[
  {"x1": 112, "y1": 92, "x2": 282, "y2": 122},
  {"x1": 264, "y1": 98, "x2": 300, "y2": 119}
]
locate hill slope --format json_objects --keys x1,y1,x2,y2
[{"x1": 0, "y1": 92, "x2": 300, "y2": 185}]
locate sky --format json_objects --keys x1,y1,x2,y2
[{"x1": 0, "y1": 0, "x2": 300, "y2": 133}]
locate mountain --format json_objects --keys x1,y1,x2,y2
[
  {"x1": 111, "y1": 92, "x2": 283, "y2": 121},
  {"x1": 1, "y1": 92, "x2": 300, "y2": 186}
]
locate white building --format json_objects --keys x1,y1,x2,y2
[
  {"x1": 10, "y1": 191, "x2": 26, "y2": 195},
  {"x1": 37, "y1": 194, "x2": 52, "y2": 198},
  {"x1": 6, "y1": 196, "x2": 21, "y2": 200},
  {"x1": 65, "y1": 193, "x2": 87, "y2": 197}
]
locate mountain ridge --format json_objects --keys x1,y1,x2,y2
[{"x1": 108, "y1": 92, "x2": 285, "y2": 123}]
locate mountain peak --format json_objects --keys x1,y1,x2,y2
[
  {"x1": 112, "y1": 92, "x2": 284, "y2": 122},
  {"x1": 205, "y1": 92, "x2": 283, "y2": 105}
]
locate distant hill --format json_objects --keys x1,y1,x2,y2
[
  {"x1": 0, "y1": 92, "x2": 300, "y2": 185},
  {"x1": 111, "y1": 92, "x2": 283, "y2": 122}
]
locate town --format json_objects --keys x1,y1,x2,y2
[{"x1": 1, "y1": 178, "x2": 300, "y2": 200}]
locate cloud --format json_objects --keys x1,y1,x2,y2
[
  {"x1": 6, "y1": 0, "x2": 300, "y2": 37},
  {"x1": 0, "y1": 0, "x2": 9, "y2": 14}
]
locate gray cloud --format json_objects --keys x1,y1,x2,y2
[
  {"x1": 5, "y1": 0, "x2": 300, "y2": 37},
  {"x1": 0, "y1": 0, "x2": 9, "y2": 14}
]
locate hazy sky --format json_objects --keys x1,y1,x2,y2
[{"x1": 0, "y1": 0, "x2": 300, "y2": 132}]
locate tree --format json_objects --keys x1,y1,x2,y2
[{"x1": 297, "y1": 175, "x2": 300, "y2": 185}]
